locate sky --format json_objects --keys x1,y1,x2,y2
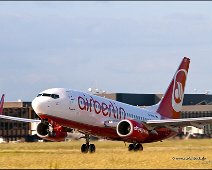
[{"x1": 0, "y1": 1, "x2": 212, "y2": 101}]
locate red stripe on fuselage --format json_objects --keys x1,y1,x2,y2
[
  {"x1": 39, "y1": 114, "x2": 120, "y2": 140},
  {"x1": 38, "y1": 114, "x2": 177, "y2": 143}
]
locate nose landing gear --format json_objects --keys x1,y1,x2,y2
[{"x1": 80, "y1": 134, "x2": 96, "y2": 153}]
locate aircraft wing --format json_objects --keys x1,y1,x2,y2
[
  {"x1": 104, "y1": 117, "x2": 212, "y2": 131},
  {"x1": 0, "y1": 94, "x2": 41, "y2": 123},
  {"x1": 146, "y1": 117, "x2": 212, "y2": 129},
  {"x1": 104, "y1": 120, "x2": 120, "y2": 127},
  {"x1": 0, "y1": 115, "x2": 41, "y2": 123}
]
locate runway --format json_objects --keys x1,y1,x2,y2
[{"x1": 0, "y1": 139, "x2": 211, "y2": 169}]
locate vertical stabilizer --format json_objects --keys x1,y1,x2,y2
[
  {"x1": 157, "y1": 57, "x2": 190, "y2": 119},
  {"x1": 0, "y1": 94, "x2": 5, "y2": 115}
]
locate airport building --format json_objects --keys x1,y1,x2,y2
[
  {"x1": 0, "y1": 93, "x2": 212, "y2": 142},
  {"x1": 0, "y1": 102, "x2": 39, "y2": 142}
]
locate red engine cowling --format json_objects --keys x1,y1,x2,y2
[
  {"x1": 36, "y1": 122, "x2": 67, "y2": 142},
  {"x1": 116, "y1": 119, "x2": 149, "y2": 142}
]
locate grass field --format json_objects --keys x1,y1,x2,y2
[{"x1": 0, "y1": 139, "x2": 211, "y2": 169}]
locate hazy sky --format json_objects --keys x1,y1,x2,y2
[{"x1": 0, "y1": 1, "x2": 212, "y2": 101}]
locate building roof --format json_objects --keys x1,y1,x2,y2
[{"x1": 3, "y1": 102, "x2": 31, "y2": 108}]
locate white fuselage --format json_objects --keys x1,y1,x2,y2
[{"x1": 32, "y1": 88, "x2": 161, "y2": 129}]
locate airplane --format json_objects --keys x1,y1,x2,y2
[{"x1": 1, "y1": 57, "x2": 212, "y2": 153}]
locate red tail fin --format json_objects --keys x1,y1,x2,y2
[
  {"x1": 0, "y1": 94, "x2": 5, "y2": 115},
  {"x1": 157, "y1": 57, "x2": 190, "y2": 119}
]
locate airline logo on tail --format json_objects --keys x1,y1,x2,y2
[
  {"x1": 172, "y1": 69, "x2": 187, "y2": 112},
  {"x1": 157, "y1": 57, "x2": 190, "y2": 119}
]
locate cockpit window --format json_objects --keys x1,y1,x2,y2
[
  {"x1": 41, "y1": 93, "x2": 51, "y2": 97},
  {"x1": 37, "y1": 93, "x2": 60, "y2": 99},
  {"x1": 51, "y1": 94, "x2": 60, "y2": 99}
]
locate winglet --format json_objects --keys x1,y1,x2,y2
[
  {"x1": 0, "y1": 94, "x2": 5, "y2": 115},
  {"x1": 156, "y1": 57, "x2": 190, "y2": 119}
]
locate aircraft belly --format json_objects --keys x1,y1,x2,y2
[{"x1": 38, "y1": 113, "x2": 120, "y2": 139}]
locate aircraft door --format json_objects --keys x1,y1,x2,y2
[{"x1": 67, "y1": 92, "x2": 76, "y2": 111}]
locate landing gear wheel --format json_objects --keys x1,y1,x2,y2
[
  {"x1": 81, "y1": 144, "x2": 89, "y2": 153},
  {"x1": 89, "y1": 144, "x2": 96, "y2": 153},
  {"x1": 128, "y1": 143, "x2": 143, "y2": 152},
  {"x1": 134, "y1": 143, "x2": 143, "y2": 151},
  {"x1": 128, "y1": 144, "x2": 134, "y2": 151}
]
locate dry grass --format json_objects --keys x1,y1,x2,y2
[{"x1": 0, "y1": 139, "x2": 211, "y2": 169}]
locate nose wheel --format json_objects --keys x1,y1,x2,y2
[
  {"x1": 128, "y1": 143, "x2": 143, "y2": 151},
  {"x1": 81, "y1": 134, "x2": 96, "y2": 153}
]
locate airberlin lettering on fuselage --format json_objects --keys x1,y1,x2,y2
[{"x1": 78, "y1": 95, "x2": 126, "y2": 119}]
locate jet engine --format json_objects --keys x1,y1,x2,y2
[
  {"x1": 116, "y1": 119, "x2": 149, "y2": 142},
  {"x1": 36, "y1": 121, "x2": 67, "y2": 142}
]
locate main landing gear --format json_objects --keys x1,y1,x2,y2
[
  {"x1": 81, "y1": 134, "x2": 96, "y2": 153},
  {"x1": 128, "y1": 143, "x2": 143, "y2": 151}
]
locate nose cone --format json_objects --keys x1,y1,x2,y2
[
  {"x1": 32, "y1": 88, "x2": 66, "y2": 117},
  {"x1": 32, "y1": 97, "x2": 48, "y2": 115}
]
